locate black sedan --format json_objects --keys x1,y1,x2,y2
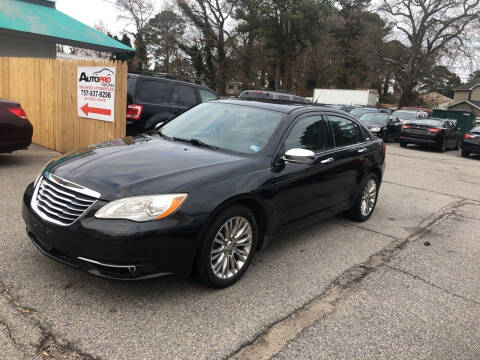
[
  {"x1": 359, "y1": 112, "x2": 402, "y2": 141},
  {"x1": 22, "y1": 100, "x2": 385, "y2": 288},
  {"x1": 0, "y1": 99, "x2": 33, "y2": 153},
  {"x1": 399, "y1": 118, "x2": 460, "y2": 152},
  {"x1": 462, "y1": 125, "x2": 480, "y2": 157}
]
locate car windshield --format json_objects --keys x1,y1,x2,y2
[
  {"x1": 350, "y1": 108, "x2": 377, "y2": 117},
  {"x1": 359, "y1": 113, "x2": 389, "y2": 125},
  {"x1": 408, "y1": 119, "x2": 443, "y2": 127},
  {"x1": 161, "y1": 102, "x2": 284, "y2": 154},
  {"x1": 394, "y1": 111, "x2": 421, "y2": 120}
]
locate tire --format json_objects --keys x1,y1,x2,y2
[
  {"x1": 400, "y1": 142, "x2": 407, "y2": 148},
  {"x1": 439, "y1": 137, "x2": 447, "y2": 153},
  {"x1": 195, "y1": 205, "x2": 257, "y2": 288},
  {"x1": 462, "y1": 150, "x2": 470, "y2": 157},
  {"x1": 347, "y1": 173, "x2": 379, "y2": 222}
]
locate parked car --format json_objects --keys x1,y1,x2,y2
[
  {"x1": 399, "y1": 118, "x2": 460, "y2": 152},
  {"x1": 325, "y1": 104, "x2": 357, "y2": 112},
  {"x1": 23, "y1": 99, "x2": 385, "y2": 288},
  {"x1": 400, "y1": 106, "x2": 432, "y2": 116},
  {"x1": 0, "y1": 99, "x2": 33, "y2": 153},
  {"x1": 238, "y1": 90, "x2": 312, "y2": 103},
  {"x1": 461, "y1": 125, "x2": 480, "y2": 157},
  {"x1": 392, "y1": 109, "x2": 428, "y2": 123},
  {"x1": 126, "y1": 73, "x2": 219, "y2": 133},
  {"x1": 359, "y1": 112, "x2": 402, "y2": 141},
  {"x1": 349, "y1": 107, "x2": 390, "y2": 118}
]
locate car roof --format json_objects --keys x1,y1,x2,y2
[
  {"x1": 127, "y1": 73, "x2": 210, "y2": 89},
  {"x1": 213, "y1": 98, "x2": 339, "y2": 114}
]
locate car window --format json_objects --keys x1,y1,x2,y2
[
  {"x1": 285, "y1": 116, "x2": 328, "y2": 153},
  {"x1": 172, "y1": 85, "x2": 197, "y2": 107},
  {"x1": 139, "y1": 80, "x2": 169, "y2": 102},
  {"x1": 199, "y1": 89, "x2": 219, "y2": 102},
  {"x1": 328, "y1": 115, "x2": 363, "y2": 147},
  {"x1": 161, "y1": 102, "x2": 284, "y2": 154}
]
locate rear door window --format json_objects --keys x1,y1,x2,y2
[
  {"x1": 285, "y1": 115, "x2": 329, "y2": 153},
  {"x1": 139, "y1": 80, "x2": 169, "y2": 103},
  {"x1": 328, "y1": 115, "x2": 363, "y2": 147},
  {"x1": 172, "y1": 85, "x2": 197, "y2": 107}
]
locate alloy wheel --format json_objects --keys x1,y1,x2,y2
[
  {"x1": 360, "y1": 179, "x2": 377, "y2": 217},
  {"x1": 210, "y1": 216, "x2": 253, "y2": 279}
]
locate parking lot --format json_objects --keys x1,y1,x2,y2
[{"x1": 1, "y1": 142, "x2": 479, "y2": 359}]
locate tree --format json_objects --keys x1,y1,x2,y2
[
  {"x1": 419, "y1": 65, "x2": 461, "y2": 98},
  {"x1": 236, "y1": 0, "x2": 326, "y2": 91},
  {"x1": 144, "y1": 10, "x2": 186, "y2": 73},
  {"x1": 110, "y1": 34, "x2": 135, "y2": 67},
  {"x1": 116, "y1": 0, "x2": 154, "y2": 70},
  {"x1": 178, "y1": 0, "x2": 235, "y2": 94},
  {"x1": 381, "y1": 0, "x2": 480, "y2": 106},
  {"x1": 468, "y1": 70, "x2": 480, "y2": 81}
]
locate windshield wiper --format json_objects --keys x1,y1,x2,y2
[
  {"x1": 172, "y1": 137, "x2": 219, "y2": 150},
  {"x1": 157, "y1": 130, "x2": 173, "y2": 141}
]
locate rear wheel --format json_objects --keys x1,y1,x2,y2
[
  {"x1": 462, "y1": 150, "x2": 470, "y2": 157},
  {"x1": 453, "y1": 137, "x2": 460, "y2": 150},
  {"x1": 400, "y1": 142, "x2": 407, "y2": 148},
  {"x1": 347, "y1": 173, "x2": 379, "y2": 222},
  {"x1": 195, "y1": 205, "x2": 257, "y2": 288}
]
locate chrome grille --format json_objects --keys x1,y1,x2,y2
[{"x1": 32, "y1": 174, "x2": 99, "y2": 226}]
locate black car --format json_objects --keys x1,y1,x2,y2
[
  {"x1": 238, "y1": 90, "x2": 312, "y2": 103},
  {"x1": 22, "y1": 100, "x2": 385, "y2": 288},
  {"x1": 359, "y1": 112, "x2": 402, "y2": 141},
  {"x1": 0, "y1": 99, "x2": 33, "y2": 153},
  {"x1": 349, "y1": 107, "x2": 390, "y2": 118},
  {"x1": 399, "y1": 118, "x2": 460, "y2": 152},
  {"x1": 126, "y1": 73, "x2": 219, "y2": 133},
  {"x1": 462, "y1": 125, "x2": 480, "y2": 157}
]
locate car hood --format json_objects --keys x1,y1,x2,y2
[{"x1": 45, "y1": 135, "x2": 250, "y2": 200}]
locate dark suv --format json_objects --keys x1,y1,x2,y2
[{"x1": 126, "y1": 73, "x2": 219, "y2": 133}]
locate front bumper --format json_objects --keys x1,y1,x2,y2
[{"x1": 22, "y1": 183, "x2": 204, "y2": 280}]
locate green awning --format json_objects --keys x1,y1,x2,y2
[{"x1": 0, "y1": 0, "x2": 134, "y2": 52}]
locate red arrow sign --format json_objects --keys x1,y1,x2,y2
[{"x1": 81, "y1": 103, "x2": 111, "y2": 116}]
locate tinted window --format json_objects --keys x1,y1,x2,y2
[
  {"x1": 329, "y1": 116, "x2": 362, "y2": 147},
  {"x1": 172, "y1": 85, "x2": 197, "y2": 107},
  {"x1": 359, "y1": 113, "x2": 389, "y2": 125},
  {"x1": 161, "y1": 103, "x2": 283, "y2": 154},
  {"x1": 285, "y1": 116, "x2": 328, "y2": 153},
  {"x1": 350, "y1": 108, "x2": 377, "y2": 118},
  {"x1": 127, "y1": 76, "x2": 137, "y2": 97},
  {"x1": 199, "y1": 89, "x2": 219, "y2": 102},
  {"x1": 139, "y1": 80, "x2": 169, "y2": 102}
]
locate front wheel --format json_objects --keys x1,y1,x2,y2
[
  {"x1": 195, "y1": 205, "x2": 257, "y2": 288},
  {"x1": 400, "y1": 142, "x2": 407, "y2": 148},
  {"x1": 347, "y1": 173, "x2": 379, "y2": 222},
  {"x1": 462, "y1": 150, "x2": 470, "y2": 157}
]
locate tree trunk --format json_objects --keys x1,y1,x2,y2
[
  {"x1": 283, "y1": 58, "x2": 293, "y2": 92},
  {"x1": 275, "y1": 58, "x2": 281, "y2": 91}
]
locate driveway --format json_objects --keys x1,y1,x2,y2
[{"x1": 0, "y1": 143, "x2": 479, "y2": 359}]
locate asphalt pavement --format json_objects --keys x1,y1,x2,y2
[{"x1": 0, "y1": 142, "x2": 479, "y2": 359}]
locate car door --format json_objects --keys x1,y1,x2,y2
[
  {"x1": 326, "y1": 114, "x2": 373, "y2": 205},
  {"x1": 170, "y1": 84, "x2": 199, "y2": 116},
  {"x1": 136, "y1": 79, "x2": 173, "y2": 120},
  {"x1": 387, "y1": 115, "x2": 402, "y2": 139},
  {"x1": 446, "y1": 120, "x2": 459, "y2": 146},
  {"x1": 271, "y1": 114, "x2": 343, "y2": 228}
]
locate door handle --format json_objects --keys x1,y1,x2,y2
[
  {"x1": 321, "y1": 157, "x2": 334, "y2": 164},
  {"x1": 357, "y1": 148, "x2": 368, "y2": 153}
]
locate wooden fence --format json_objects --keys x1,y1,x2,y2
[{"x1": 0, "y1": 57, "x2": 127, "y2": 153}]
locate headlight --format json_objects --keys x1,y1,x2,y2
[
  {"x1": 95, "y1": 194, "x2": 188, "y2": 221},
  {"x1": 370, "y1": 127, "x2": 381, "y2": 132}
]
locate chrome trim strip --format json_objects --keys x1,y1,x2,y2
[
  {"x1": 77, "y1": 257, "x2": 138, "y2": 273},
  {"x1": 48, "y1": 173, "x2": 101, "y2": 198}
]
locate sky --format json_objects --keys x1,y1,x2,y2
[{"x1": 56, "y1": 0, "x2": 135, "y2": 36}]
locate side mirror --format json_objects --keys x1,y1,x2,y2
[
  {"x1": 282, "y1": 148, "x2": 315, "y2": 164},
  {"x1": 153, "y1": 122, "x2": 165, "y2": 131}
]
